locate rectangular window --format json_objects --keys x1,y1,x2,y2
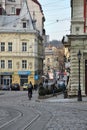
[
  {"x1": 23, "y1": 22, "x2": 26, "y2": 28},
  {"x1": 22, "y1": 42, "x2": 27, "y2": 51},
  {"x1": 8, "y1": 0, "x2": 15, "y2": 2},
  {"x1": 1, "y1": 42, "x2": 5, "y2": 51},
  {"x1": 16, "y1": 8, "x2": 20, "y2": 15},
  {"x1": 47, "y1": 58, "x2": 50, "y2": 62},
  {"x1": 8, "y1": 60, "x2": 12, "y2": 69},
  {"x1": 22, "y1": 60, "x2": 27, "y2": 69},
  {"x1": 8, "y1": 42, "x2": 12, "y2": 51},
  {"x1": 11, "y1": 7, "x2": 15, "y2": 14},
  {"x1": 1, "y1": 60, "x2": 5, "y2": 68}
]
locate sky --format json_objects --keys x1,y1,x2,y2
[{"x1": 39, "y1": 0, "x2": 71, "y2": 41}]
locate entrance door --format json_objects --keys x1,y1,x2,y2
[
  {"x1": 3, "y1": 76, "x2": 11, "y2": 86},
  {"x1": 85, "y1": 60, "x2": 87, "y2": 95},
  {"x1": 20, "y1": 75, "x2": 28, "y2": 86}
]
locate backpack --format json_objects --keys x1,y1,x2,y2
[{"x1": 28, "y1": 83, "x2": 32, "y2": 88}]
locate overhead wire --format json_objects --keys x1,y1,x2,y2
[{"x1": 0, "y1": 0, "x2": 81, "y2": 39}]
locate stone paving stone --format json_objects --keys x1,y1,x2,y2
[{"x1": 47, "y1": 128, "x2": 54, "y2": 130}]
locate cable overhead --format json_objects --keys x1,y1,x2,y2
[{"x1": 41, "y1": 0, "x2": 65, "y2": 6}]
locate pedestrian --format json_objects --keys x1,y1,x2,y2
[
  {"x1": 62, "y1": 80, "x2": 66, "y2": 93},
  {"x1": 34, "y1": 84, "x2": 38, "y2": 91},
  {"x1": 45, "y1": 79, "x2": 48, "y2": 88},
  {"x1": 28, "y1": 81, "x2": 33, "y2": 99},
  {"x1": 52, "y1": 83, "x2": 55, "y2": 96},
  {"x1": 67, "y1": 71, "x2": 70, "y2": 84}
]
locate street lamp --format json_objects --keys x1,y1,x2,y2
[{"x1": 77, "y1": 50, "x2": 82, "y2": 101}]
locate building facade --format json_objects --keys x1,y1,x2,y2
[
  {"x1": 43, "y1": 44, "x2": 64, "y2": 76},
  {"x1": 0, "y1": 0, "x2": 44, "y2": 87},
  {"x1": 64, "y1": 0, "x2": 87, "y2": 96}
]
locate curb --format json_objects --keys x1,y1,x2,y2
[{"x1": 0, "y1": 92, "x2": 4, "y2": 95}]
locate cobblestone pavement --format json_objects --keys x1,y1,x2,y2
[
  {"x1": 33, "y1": 91, "x2": 87, "y2": 130},
  {"x1": 38, "y1": 94, "x2": 87, "y2": 130},
  {"x1": 0, "y1": 91, "x2": 87, "y2": 130}
]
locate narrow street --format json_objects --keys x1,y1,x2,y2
[{"x1": 0, "y1": 90, "x2": 87, "y2": 130}]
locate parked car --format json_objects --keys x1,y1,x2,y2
[
  {"x1": 1, "y1": 85, "x2": 10, "y2": 90},
  {"x1": 58, "y1": 80, "x2": 66, "y2": 91},
  {"x1": 23, "y1": 83, "x2": 29, "y2": 90},
  {"x1": 10, "y1": 83, "x2": 20, "y2": 91}
]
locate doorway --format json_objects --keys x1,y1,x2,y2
[
  {"x1": 20, "y1": 75, "x2": 28, "y2": 86},
  {"x1": 1, "y1": 75, "x2": 12, "y2": 86}
]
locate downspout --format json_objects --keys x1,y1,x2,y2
[{"x1": 84, "y1": 0, "x2": 86, "y2": 33}]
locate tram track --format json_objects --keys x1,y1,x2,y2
[
  {"x1": 0, "y1": 104, "x2": 42, "y2": 130},
  {"x1": 22, "y1": 103, "x2": 54, "y2": 130},
  {"x1": 0, "y1": 106, "x2": 23, "y2": 129}
]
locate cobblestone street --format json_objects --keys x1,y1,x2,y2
[{"x1": 0, "y1": 91, "x2": 87, "y2": 130}]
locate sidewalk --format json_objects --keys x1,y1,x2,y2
[{"x1": 37, "y1": 93, "x2": 87, "y2": 103}]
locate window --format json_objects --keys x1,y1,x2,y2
[
  {"x1": 22, "y1": 60, "x2": 27, "y2": 69},
  {"x1": 22, "y1": 42, "x2": 27, "y2": 51},
  {"x1": 23, "y1": 22, "x2": 26, "y2": 28},
  {"x1": 8, "y1": 60, "x2": 12, "y2": 69},
  {"x1": 47, "y1": 58, "x2": 50, "y2": 62},
  {"x1": 8, "y1": 0, "x2": 15, "y2": 2},
  {"x1": 76, "y1": 27, "x2": 79, "y2": 32},
  {"x1": 11, "y1": 7, "x2": 15, "y2": 14},
  {"x1": 16, "y1": 8, "x2": 20, "y2": 15},
  {"x1": 1, "y1": 60, "x2": 5, "y2": 68},
  {"x1": 1, "y1": 42, "x2": 5, "y2": 51},
  {"x1": 8, "y1": 42, "x2": 12, "y2": 51},
  {"x1": 48, "y1": 66, "x2": 50, "y2": 70}
]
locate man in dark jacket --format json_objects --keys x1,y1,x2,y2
[{"x1": 28, "y1": 81, "x2": 33, "y2": 99}]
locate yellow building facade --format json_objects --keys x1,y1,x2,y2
[
  {"x1": 0, "y1": 32, "x2": 42, "y2": 86},
  {"x1": 0, "y1": 1, "x2": 43, "y2": 87}
]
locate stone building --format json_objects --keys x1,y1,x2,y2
[
  {"x1": 0, "y1": 0, "x2": 44, "y2": 87},
  {"x1": 43, "y1": 44, "x2": 64, "y2": 75},
  {"x1": 63, "y1": 0, "x2": 87, "y2": 96}
]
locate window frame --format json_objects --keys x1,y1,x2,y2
[
  {"x1": 23, "y1": 22, "x2": 26, "y2": 28},
  {"x1": 1, "y1": 42, "x2": 5, "y2": 51},
  {"x1": 22, "y1": 42, "x2": 27, "y2": 52},
  {"x1": 1, "y1": 60, "x2": 5, "y2": 68},
  {"x1": 8, "y1": 60, "x2": 12, "y2": 69},
  {"x1": 8, "y1": 42, "x2": 12, "y2": 51},
  {"x1": 22, "y1": 60, "x2": 27, "y2": 69},
  {"x1": 11, "y1": 6, "x2": 15, "y2": 14},
  {"x1": 8, "y1": 0, "x2": 15, "y2": 2}
]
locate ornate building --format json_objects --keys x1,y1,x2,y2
[
  {"x1": 0, "y1": 0, "x2": 45, "y2": 87},
  {"x1": 63, "y1": 0, "x2": 87, "y2": 96}
]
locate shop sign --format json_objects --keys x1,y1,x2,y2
[
  {"x1": 34, "y1": 75, "x2": 39, "y2": 80},
  {"x1": 48, "y1": 72, "x2": 54, "y2": 80},
  {"x1": 18, "y1": 71, "x2": 31, "y2": 75},
  {"x1": 0, "y1": 72, "x2": 14, "y2": 75}
]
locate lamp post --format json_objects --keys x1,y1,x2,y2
[{"x1": 77, "y1": 50, "x2": 82, "y2": 101}]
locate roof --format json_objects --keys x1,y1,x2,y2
[
  {"x1": 0, "y1": 1, "x2": 36, "y2": 33},
  {"x1": 32, "y1": 0, "x2": 43, "y2": 12}
]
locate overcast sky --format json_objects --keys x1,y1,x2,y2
[{"x1": 39, "y1": 0, "x2": 71, "y2": 41}]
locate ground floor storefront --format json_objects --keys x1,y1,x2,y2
[{"x1": 0, "y1": 71, "x2": 41, "y2": 88}]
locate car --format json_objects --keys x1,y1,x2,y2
[
  {"x1": 1, "y1": 85, "x2": 10, "y2": 90},
  {"x1": 58, "y1": 80, "x2": 66, "y2": 90},
  {"x1": 23, "y1": 83, "x2": 29, "y2": 90},
  {"x1": 10, "y1": 83, "x2": 20, "y2": 91},
  {"x1": 43, "y1": 81, "x2": 55, "y2": 90}
]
